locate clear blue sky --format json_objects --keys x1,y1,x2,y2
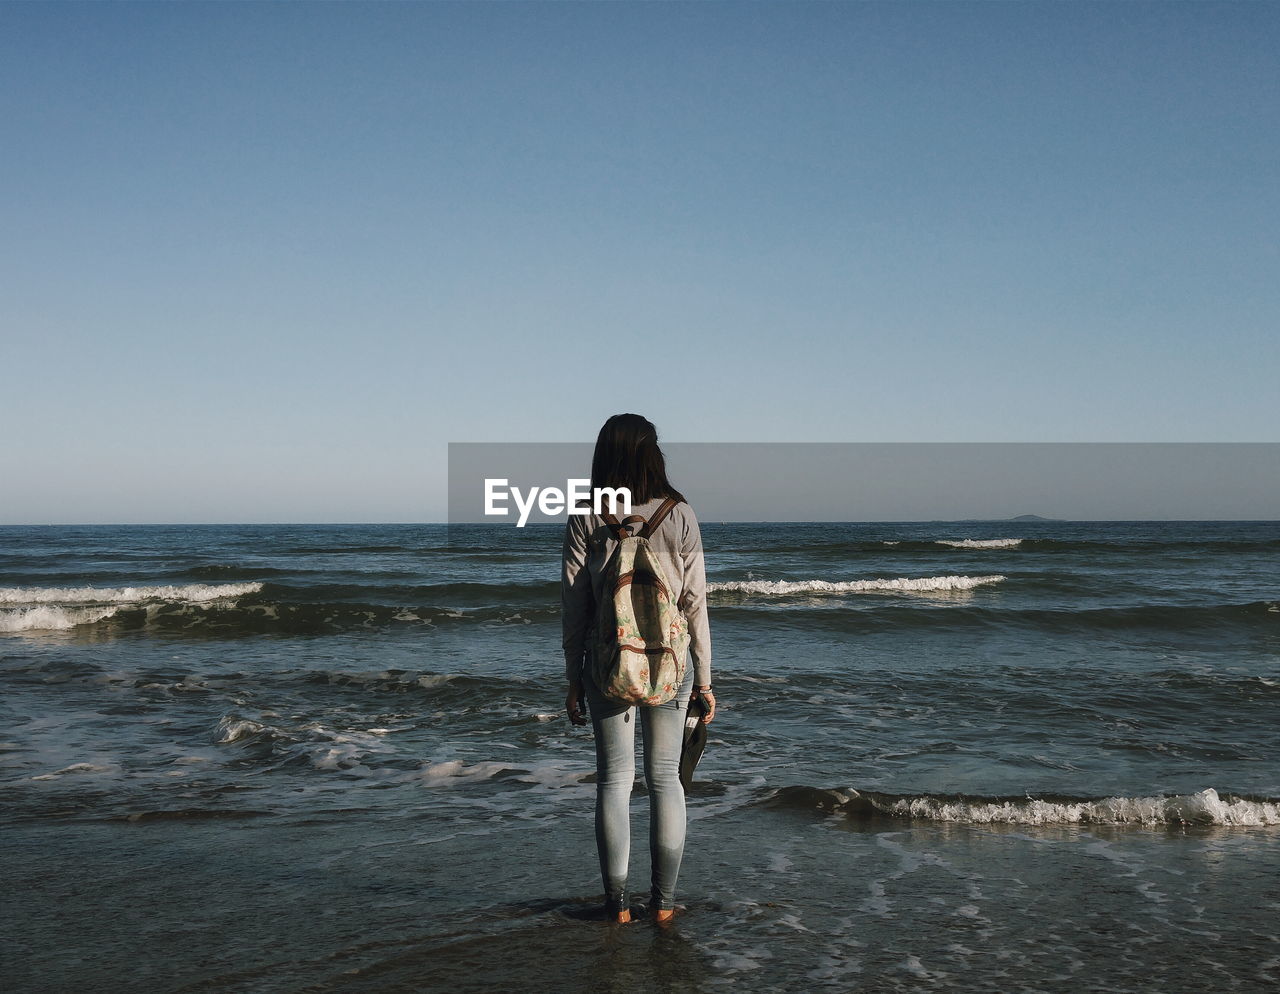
[{"x1": 2, "y1": 1, "x2": 1276, "y2": 523}]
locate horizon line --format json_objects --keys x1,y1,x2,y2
[{"x1": 2, "y1": 518, "x2": 1278, "y2": 527}]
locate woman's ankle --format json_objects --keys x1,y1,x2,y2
[{"x1": 605, "y1": 889, "x2": 630, "y2": 923}]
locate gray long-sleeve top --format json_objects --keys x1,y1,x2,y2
[{"x1": 561, "y1": 497, "x2": 712, "y2": 688}]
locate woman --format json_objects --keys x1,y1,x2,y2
[{"x1": 561, "y1": 413, "x2": 715, "y2": 924}]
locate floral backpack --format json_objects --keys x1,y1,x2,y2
[{"x1": 590, "y1": 497, "x2": 690, "y2": 706}]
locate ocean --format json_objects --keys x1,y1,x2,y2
[{"x1": 2, "y1": 520, "x2": 1277, "y2": 992}]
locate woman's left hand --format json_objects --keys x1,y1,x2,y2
[{"x1": 565, "y1": 682, "x2": 587, "y2": 726}]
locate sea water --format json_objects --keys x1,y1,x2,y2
[{"x1": 2, "y1": 521, "x2": 1277, "y2": 992}]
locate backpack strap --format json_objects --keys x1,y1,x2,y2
[
  {"x1": 640, "y1": 497, "x2": 679, "y2": 539},
  {"x1": 601, "y1": 513, "x2": 647, "y2": 541},
  {"x1": 603, "y1": 500, "x2": 679, "y2": 541}
]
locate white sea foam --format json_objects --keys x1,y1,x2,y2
[
  {"x1": 311, "y1": 746, "x2": 361, "y2": 771},
  {"x1": 0, "y1": 583, "x2": 262, "y2": 633},
  {"x1": 213, "y1": 717, "x2": 270, "y2": 744},
  {"x1": 513, "y1": 764, "x2": 591, "y2": 789},
  {"x1": 861, "y1": 787, "x2": 1280, "y2": 826},
  {"x1": 936, "y1": 538, "x2": 1023, "y2": 549},
  {"x1": 30, "y1": 762, "x2": 114, "y2": 781},
  {"x1": 418, "y1": 759, "x2": 513, "y2": 786},
  {"x1": 0, "y1": 605, "x2": 120, "y2": 632},
  {"x1": 0, "y1": 582, "x2": 263, "y2": 606},
  {"x1": 709, "y1": 575, "x2": 1006, "y2": 595}
]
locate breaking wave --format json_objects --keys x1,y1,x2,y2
[
  {"x1": 709, "y1": 575, "x2": 1007, "y2": 595},
  {"x1": 0, "y1": 606, "x2": 121, "y2": 633},
  {"x1": 0, "y1": 583, "x2": 264, "y2": 632},
  {"x1": 0, "y1": 584, "x2": 554, "y2": 637},
  {"x1": 761, "y1": 786, "x2": 1280, "y2": 827},
  {"x1": 936, "y1": 538, "x2": 1023, "y2": 549},
  {"x1": 0, "y1": 582, "x2": 264, "y2": 606}
]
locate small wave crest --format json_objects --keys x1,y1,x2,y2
[
  {"x1": 762, "y1": 786, "x2": 1280, "y2": 826},
  {"x1": 936, "y1": 538, "x2": 1023, "y2": 549},
  {"x1": 709, "y1": 575, "x2": 1006, "y2": 596},
  {"x1": 213, "y1": 716, "x2": 274, "y2": 744}
]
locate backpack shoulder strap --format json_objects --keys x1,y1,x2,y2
[
  {"x1": 601, "y1": 513, "x2": 647, "y2": 542},
  {"x1": 640, "y1": 497, "x2": 680, "y2": 539}
]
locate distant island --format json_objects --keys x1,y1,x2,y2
[{"x1": 1010, "y1": 514, "x2": 1061, "y2": 522}]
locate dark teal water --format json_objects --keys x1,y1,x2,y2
[{"x1": 2, "y1": 521, "x2": 1278, "y2": 992}]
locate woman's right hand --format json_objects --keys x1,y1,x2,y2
[{"x1": 565, "y1": 682, "x2": 588, "y2": 726}]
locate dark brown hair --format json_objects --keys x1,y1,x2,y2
[{"x1": 590, "y1": 414, "x2": 685, "y2": 505}]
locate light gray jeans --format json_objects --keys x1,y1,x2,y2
[{"x1": 585, "y1": 665, "x2": 695, "y2": 913}]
